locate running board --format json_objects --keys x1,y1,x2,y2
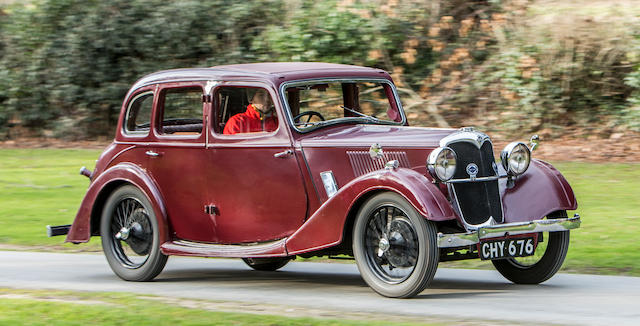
[{"x1": 160, "y1": 238, "x2": 288, "y2": 258}]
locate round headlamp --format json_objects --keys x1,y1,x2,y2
[
  {"x1": 427, "y1": 147, "x2": 457, "y2": 182},
  {"x1": 501, "y1": 142, "x2": 531, "y2": 176}
]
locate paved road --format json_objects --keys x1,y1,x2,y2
[{"x1": 1, "y1": 251, "x2": 639, "y2": 325}]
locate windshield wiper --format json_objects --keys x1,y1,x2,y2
[
  {"x1": 339, "y1": 106, "x2": 382, "y2": 122},
  {"x1": 295, "y1": 120, "x2": 329, "y2": 128}
]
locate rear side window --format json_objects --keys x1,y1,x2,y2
[
  {"x1": 124, "y1": 92, "x2": 154, "y2": 135},
  {"x1": 215, "y1": 86, "x2": 278, "y2": 135},
  {"x1": 158, "y1": 87, "x2": 203, "y2": 135}
]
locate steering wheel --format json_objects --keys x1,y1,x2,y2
[{"x1": 293, "y1": 111, "x2": 325, "y2": 126}]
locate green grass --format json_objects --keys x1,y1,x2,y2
[
  {"x1": 1, "y1": 149, "x2": 640, "y2": 276},
  {"x1": 0, "y1": 149, "x2": 102, "y2": 250},
  {"x1": 0, "y1": 288, "x2": 437, "y2": 326},
  {"x1": 553, "y1": 162, "x2": 640, "y2": 275}
]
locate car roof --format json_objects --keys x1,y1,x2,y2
[{"x1": 128, "y1": 62, "x2": 392, "y2": 92}]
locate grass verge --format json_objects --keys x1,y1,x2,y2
[
  {"x1": 0, "y1": 288, "x2": 438, "y2": 326},
  {"x1": 1, "y1": 149, "x2": 639, "y2": 276}
]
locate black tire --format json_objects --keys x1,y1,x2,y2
[
  {"x1": 242, "y1": 257, "x2": 291, "y2": 271},
  {"x1": 352, "y1": 192, "x2": 439, "y2": 298},
  {"x1": 492, "y1": 211, "x2": 570, "y2": 284},
  {"x1": 100, "y1": 185, "x2": 168, "y2": 281}
]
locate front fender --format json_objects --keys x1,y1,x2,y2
[
  {"x1": 65, "y1": 163, "x2": 169, "y2": 244},
  {"x1": 501, "y1": 159, "x2": 578, "y2": 223},
  {"x1": 285, "y1": 167, "x2": 456, "y2": 255}
]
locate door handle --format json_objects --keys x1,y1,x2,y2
[
  {"x1": 145, "y1": 150, "x2": 161, "y2": 157},
  {"x1": 273, "y1": 150, "x2": 293, "y2": 158}
]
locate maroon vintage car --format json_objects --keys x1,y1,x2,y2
[{"x1": 48, "y1": 62, "x2": 580, "y2": 298}]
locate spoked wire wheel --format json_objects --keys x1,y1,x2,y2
[
  {"x1": 353, "y1": 192, "x2": 439, "y2": 298},
  {"x1": 510, "y1": 232, "x2": 549, "y2": 267},
  {"x1": 364, "y1": 205, "x2": 419, "y2": 284},
  {"x1": 101, "y1": 185, "x2": 167, "y2": 281},
  {"x1": 108, "y1": 197, "x2": 153, "y2": 269},
  {"x1": 492, "y1": 211, "x2": 570, "y2": 284}
]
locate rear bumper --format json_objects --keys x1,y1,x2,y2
[
  {"x1": 46, "y1": 224, "x2": 71, "y2": 237},
  {"x1": 438, "y1": 214, "x2": 581, "y2": 248}
]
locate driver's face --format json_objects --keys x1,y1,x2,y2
[{"x1": 251, "y1": 90, "x2": 272, "y2": 113}]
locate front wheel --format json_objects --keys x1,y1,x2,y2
[
  {"x1": 492, "y1": 211, "x2": 570, "y2": 284},
  {"x1": 353, "y1": 192, "x2": 439, "y2": 298},
  {"x1": 100, "y1": 185, "x2": 167, "y2": 281}
]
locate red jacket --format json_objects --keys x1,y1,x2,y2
[{"x1": 223, "y1": 104, "x2": 278, "y2": 135}]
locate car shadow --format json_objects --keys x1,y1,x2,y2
[
  {"x1": 157, "y1": 268, "x2": 367, "y2": 288},
  {"x1": 151, "y1": 263, "x2": 565, "y2": 299}
]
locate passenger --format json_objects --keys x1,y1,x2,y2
[{"x1": 223, "y1": 89, "x2": 278, "y2": 135}]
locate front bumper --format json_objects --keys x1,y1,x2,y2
[{"x1": 437, "y1": 214, "x2": 581, "y2": 248}]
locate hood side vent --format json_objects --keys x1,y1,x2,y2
[{"x1": 347, "y1": 151, "x2": 410, "y2": 177}]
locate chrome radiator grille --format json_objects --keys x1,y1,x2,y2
[{"x1": 447, "y1": 141, "x2": 504, "y2": 226}]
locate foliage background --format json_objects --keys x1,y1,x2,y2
[{"x1": 0, "y1": 0, "x2": 638, "y2": 139}]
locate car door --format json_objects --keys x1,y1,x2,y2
[
  {"x1": 206, "y1": 83, "x2": 308, "y2": 244},
  {"x1": 146, "y1": 82, "x2": 217, "y2": 242}
]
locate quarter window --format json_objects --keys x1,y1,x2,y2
[
  {"x1": 124, "y1": 92, "x2": 153, "y2": 135},
  {"x1": 158, "y1": 87, "x2": 203, "y2": 135}
]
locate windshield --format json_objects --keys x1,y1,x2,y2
[{"x1": 284, "y1": 80, "x2": 403, "y2": 131}]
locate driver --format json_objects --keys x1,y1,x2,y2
[{"x1": 223, "y1": 88, "x2": 278, "y2": 135}]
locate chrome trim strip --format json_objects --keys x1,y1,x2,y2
[{"x1": 437, "y1": 214, "x2": 581, "y2": 248}]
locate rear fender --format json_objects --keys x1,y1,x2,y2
[
  {"x1": 285, "y1": 167, "x2": 456, "y2": 255},
  {"x1": 65, "y1": 163, "x2": 169, "y2": 244},
  {"x1": 501, "y1": 159, "x2": 578, "y2": 223}
]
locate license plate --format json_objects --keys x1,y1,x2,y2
[{"x1": 478, "y1": 237, "x2": 536, "y2": 260}]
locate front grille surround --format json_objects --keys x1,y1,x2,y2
[{"x1": 438, "y1": 131, "x2": 504, "y2": 230}]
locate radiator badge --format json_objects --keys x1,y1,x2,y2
[{"x1": 466, "y1": 163, "x2": 478, "y2": 180}]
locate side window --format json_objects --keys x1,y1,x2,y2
[
  {"x1": 158, "y1": 87, "x2": 203, "y2": 135},
  {"x1": 215, "y1": 86, "x2": 278, "y2": 135},
  {"x1": 124, "y1": 92, "x2": 153, "y2": 135}
]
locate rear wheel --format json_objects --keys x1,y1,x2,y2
[
  {"x1": 242, "y1": 257, "x2": 291, "y2": 271},
  {"x1": 353, "y1": 192, "x2": 439, "y2": 298},
  {"x1": 100, "y1": 185, "x2": 167, "y2": 281},
  {"x1": 492, "y1": 211, "x2": 570, "y2": 284}
]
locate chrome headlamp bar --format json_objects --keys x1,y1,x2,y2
[{"x1": 447, "y1": 175, "x2": 501, "y2": 183}]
